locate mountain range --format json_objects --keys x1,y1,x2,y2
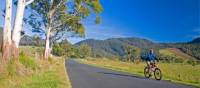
[{"x1": 75, "y1": 37, "x2": 200, "y2": 60}]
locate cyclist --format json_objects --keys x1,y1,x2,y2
[{"x1": 146, "y1": 49, "x2": 158, "y2": 68}]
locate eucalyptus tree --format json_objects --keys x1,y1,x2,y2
[
  {"x1": 11, "y1": 0, "x2": 35, "y2": 57},
  {"x1": 2, "y1": 0, "x2": 12, "y2": 60},
  {"x1": 28, "y1": 0, "x2": 102, "y2": 59}
]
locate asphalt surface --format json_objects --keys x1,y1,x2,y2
[{"x1": 65, "y1": 59, "x2": 193, "y2": 88}]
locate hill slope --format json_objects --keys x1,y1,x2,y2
[
  {"x1": 76, "y1": 38, "x2": 163, "y2": 58},
  {"x1": 76, "y1": 37, "x2": 200, "y2": 60}
]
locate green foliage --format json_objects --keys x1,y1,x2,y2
[
  {"x1": 187, "y1": 60, "x2": 197, "y2": 66},
  {"x1": 174, "y1": 58, "x2": 184, "y2": 63},
  {"x1": 29, "y1": 0, "x2": 102, "y2": 41},
  {"x1": 19, "y1": 52, "x2": 37, "y2": 70},
  {"x1": 78, "y1": 44, "x2": 92, "y2": 58},
  {"x1": 52, "y1": 40, "x2": 74, "y2": 57},
  {"x1": 52, "y1": 43, "x2": 65, "y2": 56},
  {"x1": 52, "y1": 40, "x2": 92, "y2": 58}
]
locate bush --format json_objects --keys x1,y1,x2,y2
[
  {"x1": 187, "y1": 60, "x2": 197, "y2": 66},
  {"x1": 78, "y1": 44, "x2": 92, "y2": 58},
  {"x1": 174, "y1": 58, "x2": 184, "y2": 63},
  {"x1": 19, "y1": 52, "x2": 37, "y2": 70},
  {"x1": 52, "y1": 43, "x2": 65, "y2": 56}
]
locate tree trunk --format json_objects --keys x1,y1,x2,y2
[
  {"x1": 44, "y1": 10, "x2": 54, "y2": 59},
  {"x1": 44, "y1": 26, "x2": 51, "y2": 59},
  {"x1": 2, "y1": 0, "x2": 12, "y2": 60},
  {"x1": 12, "y1": 0, "x2": 34, "y2": 58},
  {"x1": 12, "y1": 0, "x2": 26, "y2": 58}
]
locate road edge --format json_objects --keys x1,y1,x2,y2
[{"x1": 64, "y1": 58, "x2": 72, "y2": 88}]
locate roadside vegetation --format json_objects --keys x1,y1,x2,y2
[
  {"x1": 52, "y1": 41, "x2": 91, "y2": 59},
  {"x1": 0, "y1": 46, "x2": 71, "y2": 88},
  {"x1": 78, "y1": 58, "x2": 200, "y2": 87}
]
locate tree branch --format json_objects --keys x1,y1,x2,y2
[{"x1": 26, "y1": 0, "x2": 34, "y2": 6}]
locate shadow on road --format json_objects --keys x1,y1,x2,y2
[{"x1": 97, "y1": 72, "x2": 147, "y2": 80}]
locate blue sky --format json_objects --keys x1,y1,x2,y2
[{"x1": 0, "y1": 0, "x2": 200, "y2": 44}]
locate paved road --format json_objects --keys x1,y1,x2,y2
[{"x1": 65, "y1": 59, "x2": 193, "y2": 88}]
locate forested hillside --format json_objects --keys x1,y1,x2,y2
[{"x1": 76, "y1": 37, "x2": 200, "y2": 60}]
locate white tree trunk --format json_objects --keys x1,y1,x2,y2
[
  {"x1": 12, "y1": 0, "x2": 35, "y2": 48},
  {"x1": 44, "y1": 9, "x2": 55, "y2": 59},
  {"x1": 44, "y1": 26, "x2": 51, "y2": 59},
  {"x1": 12, "y1": 0, "x2": 26, "y2": 48},
  {"x1": 2, "y1": 0, "x2": 12, "y2": 59}
]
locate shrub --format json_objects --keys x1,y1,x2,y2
[
  {"x1": 174, "y1": 58, "x2": 184, "y2": 63},
  {"x1": 52, "y1": 43, "x2": 65, "y2": 56},
  {"x1": 187, "y1": 60, "x2": 197, "y2": 66}
]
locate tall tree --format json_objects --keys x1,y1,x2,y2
[
  {"x1": 2, "y1": 0, "x2": 12, "y2": 60},
  {"x1": 12, "y1": 0, "x2": 35, "y2": 57},
  {"x1": 28, "y1": 0, "x2": 102, "y2": 59},
  {"x1": 79, "y1": 44, "x2": 91, "y2": 58}
]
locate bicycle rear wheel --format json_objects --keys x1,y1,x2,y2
[
  {"x1": 144, "y1": 67, "x2": 151, "y2": 78},
  {"x1": 154, "y1": 68, "x2": 162, "y2": 80}
]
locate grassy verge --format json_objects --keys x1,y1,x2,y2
[
  {"x1": 77, "y1": 58, "x2": 200, "y2": 88},
  {"x1": 0, "y1": 55, "x2": 71, "y2": 88}
]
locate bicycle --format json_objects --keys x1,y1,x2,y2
[{"x1": 144, "y1": 62, "x2": 162, "y2": 80}]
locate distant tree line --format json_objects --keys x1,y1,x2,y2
[{"x1": 52, "y1": 40, "x2": 91, "y2": 59}]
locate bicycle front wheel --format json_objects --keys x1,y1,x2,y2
[{"x1": 154, "y1": 68, "x2": 162, "y2": 80}]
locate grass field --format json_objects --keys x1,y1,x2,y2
[
  {"x1": 0, "y1": 46, "x2": 71, "y2": 88},
  {"x1": 159, "y1": 48, "x2": 196, "y2": 62},
  {"x1": 78, "y1": 58, "x2": 200, "y2": 87}
]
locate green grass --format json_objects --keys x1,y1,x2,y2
[
  {"x1": 17, "y1": 71, "x2": 62, "y2": 88},
  {"x1": 19, "y1": 52, "x2": 37, "y2": 70},
  {"x1": 78, "y1": 58, "x2": 200, "y2": 87}
]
